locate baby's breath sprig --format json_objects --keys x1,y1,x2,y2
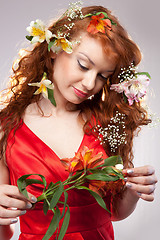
[{"x1": 94, "y1": 111, "x2": 127, "y2": 152}]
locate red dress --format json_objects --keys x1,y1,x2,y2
[{"x1": 6, "y1": 122, "x2": 114, "y2": 240}]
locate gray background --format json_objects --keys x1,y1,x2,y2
[{"x1": 0, "y1": 0, "x2": 159, "y2": 239}]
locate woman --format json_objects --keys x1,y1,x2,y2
[{"x1": 0, "y1": 2, "x2": 157, "y2": 240}]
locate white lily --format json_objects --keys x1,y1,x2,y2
[
  {"x1": 51, "y1": 34, "x2": 73, "y2": 54},
  {"x1": 26, "y1": 19, "x2": 52, "y2": 44},
  {"x1": 28, "y1": 73, "x2": 54, "y2": 99},
  {"x1": 115, "y1": 164, "x2": 124, "y2": 171}
]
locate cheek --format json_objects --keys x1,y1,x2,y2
[
  {"x1": 53, "y1": 56, "x2": 70, "y2": 83},
  {"x1": 93, "y1": 81, "x2": 105, "y2": 94}
]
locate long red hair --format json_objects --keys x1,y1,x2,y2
[{"x1": 0, "y1": 6, "x2": 150, "y2": 167}]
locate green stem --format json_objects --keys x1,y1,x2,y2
[
  {"x1": 37, "y1": 193, "x2": 46, "y2": 202},
  {"x1": 64, "y1": 172, "x2": 86, "y2": 186},
  {"x1": 65, "y1": 179, "x2": 85, "y2": 192},
  {"x1": 37, "y1": 173, "x2": 86, "y2": 202}
]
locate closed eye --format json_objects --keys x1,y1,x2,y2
[
  {"x1": 98, "y1": 73, "x2": 108, "y2": 81},
  {"x1": 77, "y1": 60, "x2": 89, "y2": 70}
]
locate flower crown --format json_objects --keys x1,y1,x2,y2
[
  {"x1": 26, "y1": 2, "x2": 150, "y2": 108},
  {"x1": 26, "y1": 1, "x2": 116, "y2": 54},
  {"x1": 110, "y1": 63, "x2": 151, "y2": 105}
]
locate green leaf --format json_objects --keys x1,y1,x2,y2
[
  {"x1": 25, "y1": 179, "x2": 45, "y2": 185},
  {"x1": 96, "y1": 11, "x2": 108, "y2": 18},
  {"x1": 136, "y1": 72, "x2": 151, "y2": 79},
  {"x1": 103, "y1": 166, "x2": 117, "y2": 174},
  {"x1": 112, "y1": 169, "x2": 124, "y2": 179},
  {"x1": 89, "y1": 190, "x2": 110, "y2": 213},
  {"x1": 58, "y1": 204, "x2": 70, "y2": 240},
  {"x1": 110, "y1": 20, "x2": 117, "y2": 26},
  {"x1": 67, "y1": 171, "x2": 83, "y2": 182},
  {"x1": 123, "y1": 92, "x2": 128, "y2": 103},
  {"x1": 60, "y1": 191, "x2": 68, "y2": 220},
  {"x1": 43, "y1": 199, "x2": 49, "y2": 215},
  {"x1": 42, "y1": 206, "x2": 61, "y2": 240},
  {"x1": 47, "y1": 88, "x2": 56, "y2": 106},
  {"x1": 49, "y1": 182, "x2": 64, "y2": 210},
  {"x1": 76, "y1": 186, "x2": 110, "y2": 213},
  {"x1": 48, "y1": 41, "x2": 55, "y2": 52},
  {"x1": 83, "y1": 13, "x2": 92, "y2": 18},
  {"x1": 98, "y1": 155, "x2": 123, "y2": 168},
  {"x1": 47, "y1": 181, "x2": 56, "y2": 190},
  {"x1": 26, "y1": 35, "x2": 33, "y2": 41},
  {"x1": 85, "y1": 173, "x2": 119, "y2": 181},
  {"x1": 17, "y1": 174, "x2": 47, "y2": 198}
]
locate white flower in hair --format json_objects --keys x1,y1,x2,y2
[
  {"x1": 28, "y1": 72, "x2": 54, "y2": 99},
  {"x1": 26, "y1": 19, "x2": 52, "y2": 44},
  {"x1": 50, "y1": 34, "x2": 73, "y2": 54}
]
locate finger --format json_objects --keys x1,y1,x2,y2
[
  {"x1": 0, "y1": 185, "x2": 37, "y2": 203},
  {"x1": 126, "y1": 175, "x2": 158, "y2": 185},
  {"x1": 137, "y1": 192, "x2": 155, "y2": 202},
  {"x1": 0, "y1": 206, "x2": 26, "y2": 219},
  {"x1": 0, "y1": 195, "x2": 33, "y2": 210},
  {"x1": 0, "y1": 218, "x2": 18, "y2": 226},
  {"x1": 126, "y1": 182, "x2": 156, "y2": 194},
  {"x1": 123, "y1": 165, "x2": 155, "y2": 177}
]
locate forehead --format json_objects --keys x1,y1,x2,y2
[{"x1": 73, "y1": 33, "x2": 117, "y2": 69}]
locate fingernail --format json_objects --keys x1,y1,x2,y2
[
  {"x1": 137, "y1": 192, "x2": 142, "y2": 196},
  {"x1": 127, "y1": 169, "x2": 134, "y2": 174},
  {"x1": 20, "y1": 210, "x2": 27, "y2": 216},
  {"x1": 11, "y1": 218, "x2": 18, "y2": 224},
  {"x1": 11, "y1": 207, "x2": 17, "y2": 210},
  {"x1": 26, "y1": 202, "x2": 32, "y2": 209},
  {"x1": 124, "y1": 177, "x2": 128, "y2": 182},
  {"x1": 31, "y1": 196, "x2": 37, "y2": 203},
  {"x1": 126, "y1": 182, "x2": 132, "y2": 188}
]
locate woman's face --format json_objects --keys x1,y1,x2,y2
[{"x1": 53, "y1": 33, "x2": 116, "y2": 106}]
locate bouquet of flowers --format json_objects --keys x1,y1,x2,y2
[{"x1": 17, "y1": 146, "x2": 125, "y2": 240}]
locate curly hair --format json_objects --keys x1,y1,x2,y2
[{"x1": 0, "y1": 6, "x2": 150, "y2": 167}]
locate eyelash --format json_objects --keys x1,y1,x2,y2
[
  {"x1": 77, "y1": 60, "x2": 108, "y2": 81},
  {"x1": 98, "y1": 74, "x2": 108, "y2": 81},
  {"x1": 77, "y1": 60, "x2": 89, "y2": 70}
]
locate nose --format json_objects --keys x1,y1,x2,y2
[{"x1": 81, "y1": 72, "x2": 96, "y2": 91}]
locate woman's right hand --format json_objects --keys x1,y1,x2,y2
[{"x1": 0, "y1": 184, "x2": 37, "y2": 225}]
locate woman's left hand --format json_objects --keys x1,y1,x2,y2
[{"x1": 123, "y1": 165, "x2": 158, "y2": 202}]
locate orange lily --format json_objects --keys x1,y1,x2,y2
[
  {"x1": 76, "y1": 146, "x2": 104, "y2": 171},
  {"x1": 87, "y1": 13, "x2": 112, "y2": 34},
  {"x1": 106, "y1": 179, "x2": 126, "y2": 195},
  {"x1": 89, "y1": 180, "x2": 107, "y2": 197},
  {"x1": 60, "y1": 156, "x2": 82, "y2": 174},
  {"x1": 61, "y1": 146, "x2": 104, "y2": 174}
]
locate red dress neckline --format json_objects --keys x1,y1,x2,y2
[{"x1": 22, "y1": 121, "x2": 86, "y2": 160}]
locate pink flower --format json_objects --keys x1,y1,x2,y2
[{"x1": 110, "y1": 74, "x2": 150, "y2": 105}]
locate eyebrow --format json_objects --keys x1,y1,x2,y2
[
  {"x1": 79, "y1": 52, "x2": 95, "y2": 65},
  {"x1": 78, "y1": 52, "x2": 115, "y2": 73}
]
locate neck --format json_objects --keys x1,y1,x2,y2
[
  {"x1": 52, "y1": 86, "x2": 78, "y2": 115},
  {"x1": 39, "y1": 96, "x2": 79, "y2": 118}
]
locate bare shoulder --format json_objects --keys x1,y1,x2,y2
[{"x1": 24, "y1": 98, "x2": 53, "y2": 119}]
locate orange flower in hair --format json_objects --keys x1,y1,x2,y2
[{"x1": 87, "y1": 13, "x2": 112, "y2": 34}]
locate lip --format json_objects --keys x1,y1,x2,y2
[{"x1": 73, "y1": 87, "x2": 88, "y2": 98}]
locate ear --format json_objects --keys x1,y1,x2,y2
[{"x1": 50, "y1": 50, "x2": 57, "y2": 60}]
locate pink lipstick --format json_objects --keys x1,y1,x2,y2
[{"x1": 73, "y1": 87, "x2": 88, "y2": 98}]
